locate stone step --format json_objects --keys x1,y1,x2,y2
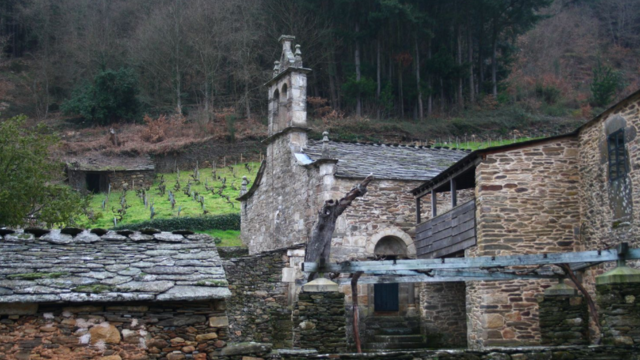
[
  {"x1": 376, "y1": 327, "x2": 421, "y2": 335},
  {"x1": 364, "y1": 341, "x2": 428, "y2": 350},
  {"x1": 373, "y1": 334, "x2": 424, "y2": 344}
]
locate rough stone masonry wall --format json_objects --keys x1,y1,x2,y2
[
  {"x1": 467, "y1": 138, "x2": 581, "y2": 349},
  {"x1": 420, "y1": 282, "x2": 467, "y2": 347},
  {"x1": 578, "y1": 94, "x2": 640, "y2": 340},
  {"x1": 597, "y1": 282, "x2": 640, "y2": 346},
  {"x1": 0, "y1": 300, "x2": 228, "y2": 360},
  {"x1": 222, "y1": 247, "x2": 294, "y2": 348},
  {"x1": 241, "y1": 132, "x2": 319, "y2": 254},
  {"x1": 539, "y1": 294, "x2": 589, "y2": 346},
  {"x1": 68, "y1": 170, "x2": 155, "y2": 193},
  {"x1": 293, "y1": 292, "x2": 347, "y2": 353}
]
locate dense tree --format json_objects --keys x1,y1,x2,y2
[
  {"x1": 0, "y1": 0, "x2": 583, "y2": 121},
  {"x1": 0, "y1": 115, "x2": 86, "y2": 227}
]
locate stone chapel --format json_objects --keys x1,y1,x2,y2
[{"x1": 238, "y1": 35, "x2": 469, "y2": 339}]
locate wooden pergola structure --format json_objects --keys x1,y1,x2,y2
[{"x1": 303, "y1": 243, "x2": 640, "y2": 284}]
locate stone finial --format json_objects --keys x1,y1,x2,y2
[
  {"x1": 544, "y1": 281, "x2": 578, "y2": 296},
  {"x1": 294, "y1": 44, "x2": 303, "y2": 67},
  {"x1": 273, "y1": 61, "x2": 280, "y2": 77},
  {"x1": 596, "y1": 265, "x2": 640, "y2": 285},
  {"x1": 241, "y1": 176, "x2": 248, "y2": 195},
  {"x1": 302, "y1": 278, "x2": 339, "y2": 292},
  {"x1": 322, "y1": 131, "x2": 330, "y2": 155}
]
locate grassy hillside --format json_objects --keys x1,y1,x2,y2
[{"x1": 77, "y1": 162, "x2": 259, "y2": 245}]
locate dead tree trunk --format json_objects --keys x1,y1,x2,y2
[
  {"x1": 305, "y1": 175, "x2": 374, "y2": 280},
  {"x1": 351, "y1": 271, "x2": 364, "y2": 353}
]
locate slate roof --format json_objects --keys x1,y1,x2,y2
[
  {"x1": 0, "y1": 229, "x2": 230, "y2": 303},
  {"x1": 303, "y1": 140, "x2": 469, "y2": 181},
  {"x1": 66, "y1": 155, "x2": 155, "y2": 172}
]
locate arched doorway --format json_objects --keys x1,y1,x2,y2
[{"x1": 373, "y1": 236, "x2": 407, "y2": 313}]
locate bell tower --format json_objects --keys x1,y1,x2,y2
[{"x1": 266, "y1": 35, "x2": 311, "y2": 138}]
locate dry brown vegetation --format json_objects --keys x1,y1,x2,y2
[{"x1": 58, "y1": 110, "x2": 267, "y2": 158}]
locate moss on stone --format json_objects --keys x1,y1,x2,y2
[
  {"x1": 7, "y1": 272, "x2": 67, "y2": 280},
  {"x1": 196, "y1": 279, "x2": 229, "y2": 287}
]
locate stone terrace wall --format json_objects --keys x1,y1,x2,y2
[
  {"x1": 222, "y1": 247, "x2": 294, "y2": 348},
  {"x1": 68, "y1": 169, "x2": 155, "y2": 192},
  {"x1": 420, "y1": 282, "x2": 467, "y2": 347},
  {"x1": 539, "y1": 294, "x2": 588, "y2": 346},
  {"x1": 241, "y1": 132, "x2": 319, "y2": 254},
  {"x1": 293, "y1": 292, "x2": 347, "y2": 353},
  {"x1": 467, "y1": 138, "x2": 581, "y2": 349},
  {"x1": 273, "y1": 346, "x2": 639, "y2": 360},
  {"x1": 0, "y1": 300, "x2": 228, "y2": 360}
]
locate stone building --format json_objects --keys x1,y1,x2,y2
[
  {"x1": 66, "y1": 155, "x2": 155, "y2": 193},
  {"x1": 238, "y1": 35, "x2": 469, "y2": 348},
  {"x1": 0, "y1": 228, "x2": 230, "y2": 359},
  {"x1": 411, "y1": 89, "x2": 640, "y2": 349}
]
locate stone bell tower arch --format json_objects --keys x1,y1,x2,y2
[{"x1": 265, "y1": 35, "x2": 311, "y2": 142}]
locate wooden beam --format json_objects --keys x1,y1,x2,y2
[
  {"x1": 335, "y1": 271, "x2": 558, "y2": 285},
  {"x1": 451, "y1": 178, "x2": 457, "y2": 207},
  {"x1": 416, "y1": 197, "x2": 421, "y2": 224},
  {"x1": 412, "y1": 158, "x2": 480, "y2": 198},
  {"x1": 303, "y1": 247, "x2": 640, "y2": 273},
  {"x1": 431, "y1": 189, "x2": 437, "y2": 218}
]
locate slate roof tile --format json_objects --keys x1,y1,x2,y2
[
  {"x1": 0, "y1": 230, "x2": 229, "y2": 303},
  {"x1": 303, "y1": 140, "x2": 468, "y2": 181}
]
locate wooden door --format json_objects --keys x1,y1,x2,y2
[{"x1": 374, "y1": 283, "x2": 399, "y2": 312}]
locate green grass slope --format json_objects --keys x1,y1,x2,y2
[{"x1": 78, "y1": 162, "x2": 259, "y2": 245}]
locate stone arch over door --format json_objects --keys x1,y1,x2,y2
[
  {"x1": 366, "y1": 228, "x2": 418, "y2": 316},
  {"x1": 366, "y1": 228, "x2": 416, "y2": 258}
]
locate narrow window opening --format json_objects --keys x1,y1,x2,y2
[{"x1": 608, "y1": 128, "x2": 628, "y2": 181}]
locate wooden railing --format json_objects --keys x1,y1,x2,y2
[{"x1": 416, "y1": 199, "x2": 476, "y2": 259}]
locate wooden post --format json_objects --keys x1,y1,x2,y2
[
  {"x1": 351, "y1": 271, "x2": 364, "y2": 353},
  {"x1": 431, "y1": 190, "x2": 437, "y2": 217},
  {"x1": 451, "y1": 178, "x2": 457, "y2": 208},
  {"x1": 416, "y1": 197, "x2": 422, "y2": 223}
]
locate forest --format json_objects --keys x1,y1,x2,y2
[{"x1": 1, "y1": 0, "x2": 639, "y2": 128}]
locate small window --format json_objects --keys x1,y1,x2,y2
[{"x1": 608, "y1": 128, "x2": 628, "y2": 181}]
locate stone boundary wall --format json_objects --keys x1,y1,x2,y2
[
  {"x1": 152, "y1": 139, "x2": 264, "y2": 173},
  {"x1": 222, "y1": 246, "x2": 298, "y2": 348},
  {"x1": 597, "y1": 281, "x2": 640, "y2": 346},
  {"x1": 293, "y1": 292, "x2": 347, "y2": 353},
  {"x1": 270, "y1": 346, "x2": 640, "y2": 359},
  {"x1": 419, "y1": 282, "x2": 467, "y2": 347},
  {"x1": 68, "y1": 169, "x2": 155, "y2": 192},
  {"x1": 0, "y1": 300, "x2": 228, "y2": 360},
  {"x1": 539, "y1": 294, "x2": 588, "y2": 345}
]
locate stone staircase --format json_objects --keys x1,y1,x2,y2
[{"x1": 364, "y1": 316, "x2": 427, "y2": 351}]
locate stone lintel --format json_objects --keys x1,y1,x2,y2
[
  {"x1": 278, "y1": 35, "x2": 296, "y2": 43},
  {"x1": 264, "y1": 66, "x2": 312, "y2": 87},
  {"x1": 302, "y1": 278, "x2": 338, "y2": 293},
  {"x1": 596, "y1": 265, "x2": 640, "y2": 285},
  {"x1": 544, "y1": 282, "x2": 578, "y2": 297},
  {"x1": 262, "y1": 126, "x2": 311, "y2": 145}
]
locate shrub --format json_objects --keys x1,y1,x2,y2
[
  {"x1": 62, "y1": 68, "x2": 140, "y2": 125},
  {"x1": 590, "y1": 61, "x2": 621, "y2": 107},
  {"x1": 112, "y1": 214, "x2": 240, "y2": 231}
]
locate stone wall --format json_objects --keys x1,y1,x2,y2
[
  {"x1": 467, "y1": 137, "x2": 581, "y2": 349},
  {"x1": 0, "y1": 300, "x2": 228, "y2": 360},
  {"x1": 241, "y1": 131, "x2": 319, "y2": 254},
  {"x1": 273, "y1": 346, "x2": 639, "y2": 359},
  {"x1": 420, "y1": 282, "x2": 467, "y2": 347},
  {"x1": 597, "y1": 280, "x2": 640, "y2": 346},
  {"x1": 293, "y1": 292, "x2": 347, "y2": 353},
  {"x1": 578, "y1": 92, "x2": 640, "y2": 340},
  {"x1": 539, "y1": 292, "x2": 588, "y2": 346},
  {"x1": 152, "y1": 139, "x2": 264, "y2": 173},
  {"x1": 222, "y1": 247, "x2": 296, "y2": 348},
  {"x1": 68, "y1": 169, "x2": 155, "y2": 193}
]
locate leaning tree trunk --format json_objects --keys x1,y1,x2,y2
[{"x1": 304, "y1": 175, "x2": 374, "y2": 280}]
